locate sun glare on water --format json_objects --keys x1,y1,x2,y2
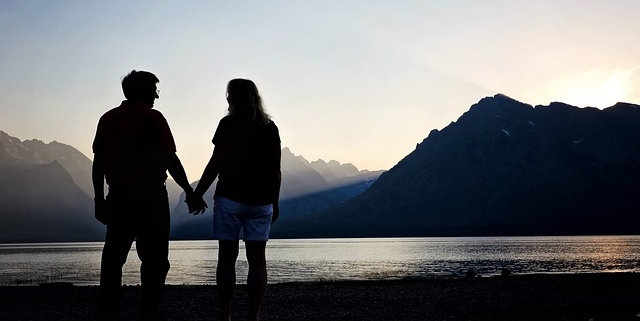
[{"x1": 552, "y1": 67, "x2": 637, "y2": 108}]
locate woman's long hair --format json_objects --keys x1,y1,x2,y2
[{"x1": 226, "y1": 78, "x2": 271, "y2": 125}]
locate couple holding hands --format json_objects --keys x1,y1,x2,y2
[{"x1": 92, "y1": 70, "x2": 281, "y2": 321}]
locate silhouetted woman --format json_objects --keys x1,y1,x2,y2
[{"x1": 192, "y1": 78, "x2": 281, "y2": 321}]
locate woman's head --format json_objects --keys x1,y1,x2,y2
[{"x1": 226, "y1": 78, "x2": 271, "y2": 125}]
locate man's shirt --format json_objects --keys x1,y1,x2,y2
[{"x1": 92, "y1": 100, "x2": 176, "y2": 188}]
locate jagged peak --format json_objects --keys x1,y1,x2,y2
[
  {"x1": 0, "y1": 130, "x2": 19, "y2": 141},
  {"x1": 471, "y1": 94, "x2": 532, "y2": 113},
  {"x1": 493, "y1": 93, "x2": 518, "y2": 101},
  {"x1": 547, "y1": 101, "x2": 578, "y2": 109},
  {"x1": 611, "y1": 102, "x2": 640, "y2": 109},
  {"x1": 311, "y1": 159, "x2": 327, "y2": 165},
  {"x1": 478, "y1": 93, "x2": 525, "y2": 105},
  {"x1": 340, "y1": 162, "x2": 359, "y2": 172},
  {"x1": 24, "y1": 139, "x2": 45, "y2": 146},
  {"x1": 310, "y1": 158, "x2": 360, "y2": 172}
]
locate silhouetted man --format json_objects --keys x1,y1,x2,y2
[{"x1": 92, "y1": 70, "x2": 202, "y2": 320}]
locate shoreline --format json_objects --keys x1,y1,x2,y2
[{"x1": 1, "y1": 273, "x2": 639, "y2": 320}]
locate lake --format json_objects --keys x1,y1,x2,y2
[{"x1": 1, "y1": 236, "x2": 639, "y2": 285}]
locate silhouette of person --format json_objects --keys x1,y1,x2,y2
[
  {"x1": 92, "y1": 70, "x2": 204, "y2": 320},
  {"x1": 192, "y1": 78, "x2": 281, "y2": 321}
]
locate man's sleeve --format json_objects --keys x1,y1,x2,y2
[
  {"x1": 92, "y1": 116, "x2": 107, "y2": 154},
  {"x1": 155, "y1": 112, "x2": 177, "y2": 153}
]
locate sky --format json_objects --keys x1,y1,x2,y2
[{"x1": 1, "y1": 0, "x2": 639, "y2": 180}]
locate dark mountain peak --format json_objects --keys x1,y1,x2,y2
[
  {"x1": 455, "y1": 94, "x2": 534, "y2": 133},
  {"x1": 544, "y1": 101, "x2": 591, "y2": 112},
  {"x1": 607, "y1": 102, "x2": 640, "y2": 117},
  {"x1": 547, "y1": 101, "x2": 575, "y2": 108},
  {"x1": 472, "y1": 94, "x2": 532, "y2": 111},
  {"x1": 303, "y1": 96, "x2": 640, "y2": 238},
  {"x1": 23, "y1": 138, "x2": 46, "y2": 147},
  {"x1": 611, "y1": 102, "x2": 640, "y2": 109}
]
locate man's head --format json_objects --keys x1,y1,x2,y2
[{"x1": 121, "y1": 70, "x2": 160, "y2": 108}]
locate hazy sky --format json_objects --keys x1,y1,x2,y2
[{"x1": 1, "y1": 0, "x2": 639, "y2": 180}]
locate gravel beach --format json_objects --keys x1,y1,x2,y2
[{"x1": 1, "y1": 273, "x2": 639, "y2": 321}]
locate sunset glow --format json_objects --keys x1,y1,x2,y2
[
  {"x1": 551, "y1": 67, "x2": 637, "y2": 108},
  {"x1": 1, "y1": 1, "x2": 639, "y2": 178}
]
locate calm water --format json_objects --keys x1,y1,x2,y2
[{"x1": 0, "y1": 236, "x2": 639, "y2": 286}]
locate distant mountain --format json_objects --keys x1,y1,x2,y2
[
  {"x1": 170, "y1": 148, "x2": 384, "y2": 239},
  {"x1": 281, "y1": 94, "x2": 640, "y2": 237},
  {"x1": 0, "y1": 129, "x2": 383, "y2": 242},
  {"x1": 0, "y1": 131, "x2": 103, "y2": 242},
  {"x1": 0, "y1": 161, "x2": 104, "y2": 242},
  {"x1": 278, "y1": 148, "x2": 383, "y2": 220},
  {"x1": 0, "y1": 131, "x2": 93, "y2": 197}
]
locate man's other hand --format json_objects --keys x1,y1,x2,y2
[{"x1": 94, "y1": 198, "x2": 111, "y2": 225}]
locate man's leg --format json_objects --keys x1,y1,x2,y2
[
  {"x1": 98, "y1": 223, "x2": 135, "y2": 318},
  {"x1": 245, "y1": 241, "x2": 267, "y2": 321},
  {"x1": 217, "y1": 240, "x2": 239, "y2": 321},
  {"x1": 136, "y1": 193, "x2": 171, "y2": 318}
]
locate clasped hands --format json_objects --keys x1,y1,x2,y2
[{"x1": 185, "y1": 190, "x2": 208, "y2": 215}]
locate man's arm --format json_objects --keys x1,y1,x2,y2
[
  {"x1": 92, "y1": 152, "x2": 109, "y2": 225},
  {"x1": 167, "y1": 153, "x2": 192, "y2": 193}
]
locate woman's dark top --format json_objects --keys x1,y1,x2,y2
[{"x1": 212, "y1": 115, "x2": 281, "y2": 205}]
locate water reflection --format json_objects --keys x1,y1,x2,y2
[{"x1": 0, "y1": 236, "x2": 639, "y2": 285}]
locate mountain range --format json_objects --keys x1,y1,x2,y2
[
  {"x1": 0, "y1": 131, "x2": 382, "y2": 242},
  {"x1": 169, "y1": 147, "x2": 382, "y2": 239},
  {"x1": 2, "y1": 94, "x2": 639, "y2": 242},
  {"x1": 274, "y1": 94, "x2": 640, "y2": 237},
  {"x1": 0, "y1": 132, "x2": 103, "y2": 242}
]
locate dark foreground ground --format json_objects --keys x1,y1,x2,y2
[{"x1": 1, "y1": 273, "x2": 639, "y2": 321}]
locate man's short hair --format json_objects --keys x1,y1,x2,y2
[{"x1": 121, "y1": 70, "x2": 159, "y2": 100}]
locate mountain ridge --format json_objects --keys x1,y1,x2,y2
[
  {"x1": 274, "y1": 94, "x2": 640, "y2": 238},
  {"x1": 3, "y1": 94, "x2": 638, "y2": 241},
  {"x1": 0, "y1": 130, "x2": 382, "y2": 241}
]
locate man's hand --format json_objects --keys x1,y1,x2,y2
[
  {"x1": 94, "y1": 198, "x2": 111, "y2": 225},
  {"x1": 185, "y1": 191, "x2": 208, "y2": 215},
  {"x1": 271, "y1": 203, "x2": 279, "y2": 224}
]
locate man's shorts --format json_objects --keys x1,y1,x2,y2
[{"x1": 212, "y1": 196, "x2": 273, "y2": 241}]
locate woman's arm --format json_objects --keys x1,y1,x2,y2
[{"x1": 194, "y1": 144, "x2": 226, "y2": 197}]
